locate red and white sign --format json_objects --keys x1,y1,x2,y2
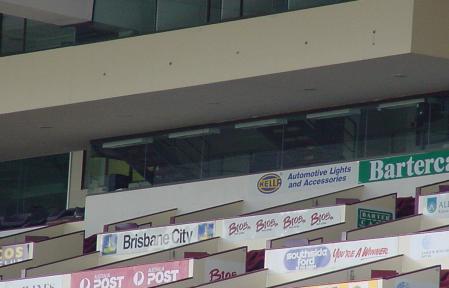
[
  {"x1": 203, "y1": 254, "x2": 246, "y2": 283},
  {"x1": 71, "y1": 260, "x2": 192, "y2": 288},
  {"x1": 265, "y1": 237, "x2": 398, "y2": 274},
  {"x1": 222, "y1": 206, "x2": 344, "y2": 241},
  {"x1": 204, "y1": 259, "x2": 245, "y2": 282}
]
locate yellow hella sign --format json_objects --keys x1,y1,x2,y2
[{"x1": 257, "y1": 173, "x2": 282, "y2": 194}]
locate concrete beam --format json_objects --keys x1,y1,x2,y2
[{"x1": 0, "y1": 0, "x2": 94, "y2": 25}]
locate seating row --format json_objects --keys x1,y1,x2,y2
[{"x1": 0, "y1": 179, "x2": 447, "y2": 287}]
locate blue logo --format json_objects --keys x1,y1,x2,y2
[
  {"x1": 421, "y1": 235, "x2": 433, "y2": 250},
  {"x1": 283, "y1": 246, "x2": 331, "y2": 271},
  {"x1": 101, "y1": 234, "x2": 117, "y2": 255},
  {"x1": 396, "y1": 282, "x2": 410, "y2": 288},
  {"x1": 198, "y1": 222, "x2": 215, "y2": 240},
  {"x1": 427, "y1": 197, "x2": 437, "y2": 213},
  {"x1": 258, "y1": 174, "x2": 282, "y2": 194}
]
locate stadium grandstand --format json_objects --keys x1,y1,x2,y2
[{"x1": 1, "y1": 0, "x2": 449, "y2": 287}]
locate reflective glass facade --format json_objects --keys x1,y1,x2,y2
[
  {"x1": 0, "y1": 153, "x2": 70, "y2": 221},
  {"x1": 87, "y1": 93, "x2": 449, "y2": 193},
  {"x1": 0, "y1": 0, "x2": 353, "y2": 57}
]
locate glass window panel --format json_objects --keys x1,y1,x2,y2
[
  {"x1": 94, "y1": 0, "x2": 157, "y2": 34},
  {"x1": 157, "y1": 0, "x2": 208, "y2": 31},
  {"x1": 362, "y1": 102, "x2": 427, "y2": 158},
  {"x1": 145, "y1": 135, "x2": 204, "y2": 185},
  {"x1": 221, "y1": 0, "x2": 242, "y2": 20},
  {"x1": 209, "y1": 0, "x2": 223, "y2": 23},
  {"x1": 427, "y1": 97, "x2": 449, "y2": 149},
  {"x1": 19, "y1": 155, "x2": 69, "y2": 216},
  {"x1": 96, "y1": 144, "x2": 146, "y2": 192},
  {"x1": 86, "y1": 96, "x2": 443, "y2": 193},
  {"x1": 0, "y1": 160, "x2": 21, "y2": 217},
  {"x1": 25, "y1": 20, "x2": 76, "y2": 52},
  {"x1": 288, "y1": 0, "x2": 348, "y2": 10},
  {"x1": 243, "y1": 0, "x2": 287, "y2": 17},
  {"x1": 74, "y1": 22, "x2": 120, "y2": 45},
  {"x1": 86, "y1": 156, "x2": 107, "y2": 192},
  {"x1": 282, "y1": 113, "x2": 361, "y2": 169},
  {"x1": 0, "y1": 154, "x2": 69, "y2": 220},
  {"x1": 274, "y1": 0, "x2": 289, "y2": 13},
  {"x1": 202, "y1": 123, "x2": 283, "y2": 178},
  {"x1": 1, "y1": 15, "x2": 25, "y2": 55}
]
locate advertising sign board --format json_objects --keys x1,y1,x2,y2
[
  {"x1": 265, "y1": 237, "x2": 398, "y2": 274},
  {"x1": 5, "y1": 275, "x2": 64, "y2": 288},
  {"x1": 418, "y1": 193, "x2": 449, "y2": 217},
  {"x1": 203, "y1": 258, "x2": 246, "y2": 283},
  {"x1": 302, "y1": 280, "x2": 382, "y2": 288},
  {"x1": 222, "y1": 206, "x2": 344, "y2": 241},
  {"x1": 97, "y1": 222, "x2": 215, "y2": 256},
  {"x1": 359, "y1": 150, "x2": 449, "y2": 183},
  {"x1": 357, "y1": 208, "x2": 393, "y2": 228},
  {"x1": 256, "y1": 162, "x2": 358, "y2": 195},
  {"x1": 0, "y1": 243, "x2": 33, "y2": 266},
  {"x1": 71, "y1": 260, "x2": 192, "y2": 288},
  {"x1": 409, "y1": 230, "x2": 449, "y2": 260}
]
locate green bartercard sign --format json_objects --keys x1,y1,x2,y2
[
  {"x1": 357, "y1": 208, "x2": 393, "y2": 228},
  {"x1": 359, "y1": 150, "x2": 449, "y2": 183}
]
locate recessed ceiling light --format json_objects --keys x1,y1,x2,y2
[
  {"x1": 304, "y1": 88, "x2": 317, "y2": 91},
  {"x1": 393, "y1": 74, "x2": 407, "y2": 78},
  {"x1": 39, "y1": 126, "x2": 53, "y2": 129}
]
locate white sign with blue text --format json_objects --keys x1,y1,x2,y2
[
  {"x1": 409, "y1": 230, "x2": 449, "y2": 260},
  {"x1": 418, "y1": 192, "x2": 449, "y2": 217},
  {"x1": 97, "y1": 222, "x2": 215, "y2": 256},
  {"x1": 256, "y1": 162, "x2": 358, "y2": 195}
]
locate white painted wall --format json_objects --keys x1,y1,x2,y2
[{"x1": 85, "y1": 159, "x2": 449, "y2": 236}]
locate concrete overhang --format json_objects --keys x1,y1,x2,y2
[
  {"x1": 0, "y1": 0, "x2": 93, "y2": 25},
  {"x1": 0, "y1": 0, "x2": 448, "y2": 161}
]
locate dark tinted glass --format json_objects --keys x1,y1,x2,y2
[
  {"x1": 94, "y1": 0, "x2": 157, "y2": 34},
  {"x1": 202, "y1": 123, "x2": 283, "y2": 178},
  {"x1": 156, "y1": 0, "x2": 208, "y2": 31},
  {"x1": 0, "y1": 154, "x2": 69, "y2": 219},
  {"x1": 1, "y1": 1, "x2": 354, "y2": 57},
  {"x1": 1, "y1": 15, "x2": 25, "y2": 55},
  {"x1": 362, "y1": 101, "x2": 427, "y2": 157},
  {"x1": 428, "y1": 98, "x2": 449, "y2": 149},
  {"x1": 88, "y1": 95, "x2": 449, "y2": 193},
  {"x1": 289, "y1": 0, "x2": 349, "y2": 10},
  {"x1": 283, "y1": 112, "x2": 361, "y2": 168},
  {"x1": 243, "y1": 0, "x2": 288, "y2": 17},
  {"x1": 25, "y1": 20, "x2": 76, "y2": 52}
]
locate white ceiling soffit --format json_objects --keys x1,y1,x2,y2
[{"x1": 0, "y1": 0, "x2": 94, "y2": 25}]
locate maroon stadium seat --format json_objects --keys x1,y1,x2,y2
[
  {"x1": 114, "y1": 222, "x2": 139, "y2": 231},
  {"x1": 371, "y1": 270, "x2": 398, "y2": 278}
]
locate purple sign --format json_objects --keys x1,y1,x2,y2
[{"x1": 283, "y1": 246, "x2": 331, "y2": 271}]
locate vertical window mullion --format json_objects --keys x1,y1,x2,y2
[
  {"x1": 0, "y1": 14, "x2": 3, "y2": 55},
  {"x1": 22, "y1": 18, "x2": 27, "y2": 53}
]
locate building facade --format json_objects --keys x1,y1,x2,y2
[{"x1": 0, "y1": 0, "x2": 448, "y2": 234}]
